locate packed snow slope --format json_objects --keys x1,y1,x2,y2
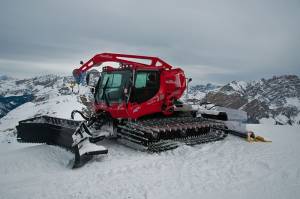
[
  {"x1": 0, "y1": 98, "x2": 300, "y2": 198},
  {"x1": 1, "y1": 125, "x2": 299, "y2": 199}
]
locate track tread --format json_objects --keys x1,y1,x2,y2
[{"x1": 117, "y1": 117, "x2": 228, "y2": 152}]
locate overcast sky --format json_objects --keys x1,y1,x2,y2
[{"x1": 0, "y1": 0, "x2": 299, "y2": 84}]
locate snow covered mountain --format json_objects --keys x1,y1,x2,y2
[
  {"x1": 188, "y1": 83, "x2": 221, "y2": 100},
  {"x1": 190, "y1": 75, "x2": 300, "y2": 125},
  {"x1": 1, "y1": 74, "x2": 300, "y2": 125},
  {"x1": 0, "y1": 74, "x2": 75, "y2": 119},
  {"x1": 0, "y1": 75, "x2": 86, "y2": 142}
]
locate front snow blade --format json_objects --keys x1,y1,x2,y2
[
  {"x1": 16, "y1": 116, "x2": 80, "y2": 148},
  {"x1": 16, "y1": 115, "x2": 107, "y2": 168},
  {"x1": 72, "y1": 137, "x2": 108, "y2": 168}
]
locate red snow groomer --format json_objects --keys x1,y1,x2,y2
[{"x1": 17, "y1": 53, "x2": 229, "y2": 168}]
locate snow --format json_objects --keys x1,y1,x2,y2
[
  {"x1": 269, "y1": 97, "x2": 300, "y2": 110},
  {"x1": 260, "y1": 117, "x2": 275, "y2": 125},
  {"x1": 0, "y1": 123, "x2": 300, "y2": 198},
  {"x1": 78, "y1": 139, "x2": 107, "y2": 156},
  {"x1": 189, "y1": 91, "x2": 206, "y2": 100},
  {"x1": 229, "y1": 81, "x2": 248, "y2": 92},
  {"x1": 274, "y1": 114, "x2": 290, "y2": 124},
  {"x1": 286, "y1": 97, "x2": 300, "y2": 107},
  {"x1": 216, "y1": 107, "x2": 247, "y2": 122}
]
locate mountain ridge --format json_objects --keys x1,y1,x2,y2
[
  {"x1": 1, "y1": 74, "x2": 299, "y2": 125},
  {"x1": 189, "y1": 75, "x2": 300, "y2": 125}
]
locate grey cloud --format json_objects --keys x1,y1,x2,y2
[{"x1": 0, "y1": 0, "x2": 299, "y2": 83}]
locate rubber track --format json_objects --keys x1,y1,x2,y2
[{"x1": 117, "y1": 117, "x2": 228, "y2": 152}]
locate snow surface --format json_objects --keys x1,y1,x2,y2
[
  {"x1": 286, "y1": 97, "x2": 300, "y2": 107},
  {"x1": 260, "y1": 118, "x2": 276, "y2": 125},
  {"x1": 1, "y1": 88, "x2": 300, "y2": 199},
  {"x1": 1, "y1": 123, "x2": 300, "y2": 198}
]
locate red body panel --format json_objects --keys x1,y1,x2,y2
[{"x1": 74, "y1": 53, "x2": 186, "y2": 119}]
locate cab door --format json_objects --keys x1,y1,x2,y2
[{"x1": 129, "y1": 70, "x2": 162, "y2": 118}]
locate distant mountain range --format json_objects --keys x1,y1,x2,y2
[
  {"x1": 0, "y1": 74, "x2": 74, "y2": 118},
  {"x1": 189, "y1": 75, "x2": 300, "y2": 125},
  {"x1": 1, "y1": 74, "x2": 299, "y2": 125}
]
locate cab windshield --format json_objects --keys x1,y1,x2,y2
[{"x1": 95, "y1": 70, "x2": 132, "y2": 104}]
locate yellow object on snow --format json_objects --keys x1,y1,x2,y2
[
  {"x1": 254, "y1": 136, "x2": 272, "y2": 142},
  {"x1": 247, "y1": 131, "x2": 272, "y2": 143}
]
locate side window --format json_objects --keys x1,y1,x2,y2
[
  {"x1": 135, "y1": 72, "x2": 147, "y2": 88},
  {"x1": 131, "y1": 71, "x2": 160, "y2": 103},
  {"x1": 108, "y1": 73, "x2": 122, "y2": 88},
  {"x1": 135, "y1": 72, "x2": 158, "y2": 88}
]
